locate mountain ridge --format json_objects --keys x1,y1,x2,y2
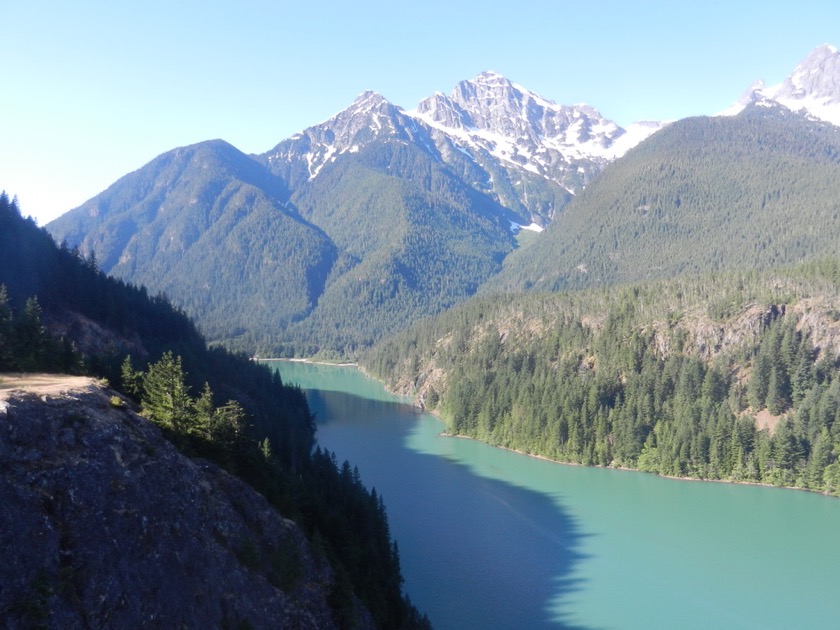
[
  {"x1": 0, "y1": 191, "x2": 431, "y2": 629},
  {"x1": 485, "y1": 101, "x2": 840, "y2": 294},
  {"x1": 263, "y1": 69, "x2": 667, "y2": 228},
  {"x1": 46, "y1": 44, "x2": 840, "y2": 357}
]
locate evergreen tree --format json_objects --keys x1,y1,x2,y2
[
  {"x1": 193, "y1": 382, "x2": 215, "y2": 437},
  {"x1": 766, "y1": 367, "x2": 784, "y2": 415},
  {"x1": 120, "y1": 355, "x2": 143, "y2": 399},
  {"x1": 806, "y1": 427, "x2": 832, "y2": 490},
  {"x1": 141, "y1": 351, "x2": 193, "y2": 431},
  {"x1": 364, "y1": 263, "x2": 840, "y2": 495},
  {"x1": 209, "y1": 399, "x2": 248, "y2": 451},
  {"x1": 0, "y1": 285, "x2": 12, "y2": 370},
  {"x1": 749, "y1": 351, "x2": 772, "y2": 410},
  {"x1": 0, "y1": 193, "x2": 427, "y2": 627},
  {"x1": 14, "y1": 297, "x2": 49, "y2": 371}
]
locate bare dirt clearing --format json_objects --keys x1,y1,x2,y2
[{"x1": 0, "y1": 373, "x2": 101, "y2": 401}]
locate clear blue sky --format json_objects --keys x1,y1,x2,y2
[{"x1": 3, "y1": 0, "x2": 838, "y2": 224}]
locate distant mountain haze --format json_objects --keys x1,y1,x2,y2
[{"x1": 47, "y1": 45, "x2": 840, "y2": 357}]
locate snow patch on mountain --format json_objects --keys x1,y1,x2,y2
[
  {"x1": 510, "y1": 221, "x2": 544, "y2": 233},
  {"x1": 604, "y1": 121, "x2": 668, "y2": 158},
  {"x1": 720, "y1": 44, "x2": 840, "y2": 126},
  {"x1": 265, "y1": 91, "x2": 440, "y2": 180},
  {"x1": 266, "y1": 69, "x2": 668, "y2": 225},
  {"x1": 410, "y1": 72, "x2": 666, "y2": 177}
]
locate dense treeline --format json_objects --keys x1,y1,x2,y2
[
  {"x1": 0, "y1": 191, "x2": 315, "y2": 467},
  {"x1": 1, "y1": 192, "x2": 429, "y2": 628},
  {"x1": 203, "y1": 141, "x2": 518, "y2": 358},
  {"x1": 45, "y1": 141, "x2": 339, "y2": 351},
  {"x1": 365, "y1": 263, "x2": 840, "y2": 494},
  {"x1": 279, "y1": 143, "x2": 515, "y2": 356},
  {"x1": 0, "y1": 192, "x2": 201, "y2": 356},
  {"x1": 42, "y1": 103, "x2": 840, "y2": 360},
  {"x1": 0, "y1": 289, "x2": 84, "y2": 374},
  {"x1": 121, "y1": 351, "x2": 429, "y2": 628}
]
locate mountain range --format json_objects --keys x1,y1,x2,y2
[{"x1": 47, "y1": 44, "x2": 840, "y2": 356}]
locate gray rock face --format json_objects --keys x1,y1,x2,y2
[
  {"x1": 263, "y1": 71, "x2": 664, "y2": 227},
  {"x1": 264, "y1": 91, "x2": 440, "y2": 186},
  {"x1": 413, "y1": 71, "x2": 637, "y2": 222},
  {"x1": 724, "y1": 44, "x2": 840, "y2": 126},
  {"x1": 442, "y1": 71, "x2": 622, "y2": 151},
  {"x1": 0, "y1": 385, "x2": 361, "y2": 629},
  {"x1": 774, "y1": 44, "x2": 840, "y2": 103}
]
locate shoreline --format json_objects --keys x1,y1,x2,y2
[
  {"x1": 437, "y1": 433, "x2": 816, "y2": 494},
  {"x1": 254, "y1": 357, "x2": 359, "y2": 367},
  {"x1": 270, "y1": 359, "x2": 828, "y2": 497}
]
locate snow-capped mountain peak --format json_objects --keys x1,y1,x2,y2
[
  {"x1": 321, "y1": 90, "x2": 405, "y2": 141},
  {"x1": 265, "y1": 90, "x2": 429, "y2": 180},
  {"x1": 409, "y1": 72, "x2": 664, "y2": 198},
  {"x1": 345, "y1": 91, "x2": 392, "y2": 117},
  {"x1": 721, "y1": 44, "x2": 840, "y2": 126},
  {"x1": 266, "y1": 71, "x2": 666, "y2": 224},
  {"x1": 781, "y1": 44, "x2": 840, "y2": 100}
]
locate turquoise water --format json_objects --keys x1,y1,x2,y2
[{"x1": 273, "y1": 361, "x2": 840, "y2": 630}]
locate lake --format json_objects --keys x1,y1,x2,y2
[{"x1": 271, "y1": 361, "x2": 840, "y2": 630}]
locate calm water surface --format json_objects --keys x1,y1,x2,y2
[{"x1": 272, "y1": 361, "x2": 840, "y2": 630}]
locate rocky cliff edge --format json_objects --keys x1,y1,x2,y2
[{"x1": 0, "y1": 374, "x2": 362, "y2": 629}]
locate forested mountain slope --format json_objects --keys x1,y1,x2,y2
[
  {"x1": 364, "y1": 262, "x2": 840, "y2": 493},
  {"x1": 1, "y1": 193, "x2": 429, "y2": 628},
  {"x1": 49, "y1": 101, "x2": 840, "y2": 358},
  {"x1": 47, "y1": 140, "x2": 338, "y2": 346},
  {"x1": 487, "y1": 104, "x2": 840, "y2": 293},
  {"x1": 271, "y1": 139, "x2": 517, "y2": 355},
  {"x1": 45, "y1": 47, "x2": 840, "y2": 359},
  {"x1": 48, "y1": 134, "x2": 517, "y2": 356}
]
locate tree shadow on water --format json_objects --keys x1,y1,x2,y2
[
  {"x1": 428, "y1": 457, "x2": 597, "y2": 630},
  {"x1": 302, "y1": 387, "x2": 599, "y2": 630}
]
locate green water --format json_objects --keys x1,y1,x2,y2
[{"x1": 273, "y1": 361, "x2": 840, "y2": 630}]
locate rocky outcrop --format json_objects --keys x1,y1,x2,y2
[{"x1": 0, "y1": 377, "x2": 361, "y2": 629}]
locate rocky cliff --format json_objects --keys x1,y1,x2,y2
[{"x1": 0, "y1": 375, "x2": 368, "y2": 629}]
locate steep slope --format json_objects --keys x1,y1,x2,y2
[
  {"x1": 274, "y1": 138, "x2": 518, "y2": 354},
  {"x1": 263, "y1": 73, "x2": 664, "y2": 230},
  {"x1": 364, "y1": 262, "x2": 840, "y2": 492},
  {"x1": 410, "y1": 71, "x2": 664, "y2": 224},
  {"x1": 46, "y1": 70, "x2": 664, "y2": 357},
  {"x1": 49, "y1": 49, "x2": 840, "y2": 358},
  {"x1": 48, "y1": 140, "x2": 337, "y2": 346},
  {"x1": 1, "y1": 194, "x2": 431, "y2": 628},
  {"x1": 488, "y1": 103, "x2": 840, "y2": 293},
  {"x1": 249, "y1": 76, "x2": 662, "y2": 353},
  {"x1": 0, "y1": 380, "x2": 350, "y2": 629},
  {"x1": 51, "y1": 91, "x2": 531, "y2": 356}
]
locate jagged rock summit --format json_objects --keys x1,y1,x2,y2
[
  {"x1": 723, "y1": 44, "x2": 840, "y2": 125},
  {"x1": 265, "y1": 90, "x2": 434, "y2": 184},
  {"x1": 415, "y1": 70, "x2": 627, "y2": 161},
  {"x1": 264, "y1": 70, "x2": 665, "y2": 227}
]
